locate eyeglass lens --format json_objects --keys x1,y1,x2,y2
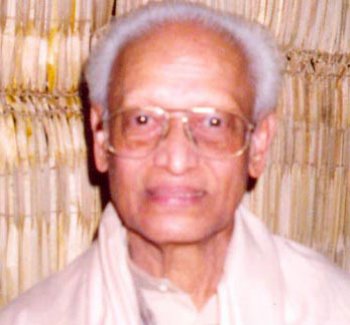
[{"x1": 107, "y1": 108, "x2": 251, "y2": 158}]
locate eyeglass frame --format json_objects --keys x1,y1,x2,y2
[{"x1": 103, "y1": 106, "x2": 256, "y2": 159}]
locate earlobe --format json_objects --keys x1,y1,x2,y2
[
  {"x1": 90, "y1": 103, "x2": 109, "y2": 173},
  {"x1": 248, "y1": 112, "x2": 277, "y2": 178}
]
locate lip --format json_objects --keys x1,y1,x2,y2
[{"x1": 146, "y1": 185, "x2": 206, "y2": 205}]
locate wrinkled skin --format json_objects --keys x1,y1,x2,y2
[{"x1": 90, "y1": 21, "x2": 276, "y2": 307}]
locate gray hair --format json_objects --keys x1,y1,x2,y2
[{"x1": 85, "y1": 1, "x2": 283, "y2": 121}]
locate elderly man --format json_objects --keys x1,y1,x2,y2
[{"x1": 1, "y1": 2, "x2": 350, "y2": 324}]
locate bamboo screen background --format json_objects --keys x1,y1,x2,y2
[{"x1": 0, "y1": 0, "x2": 349, "y2": 306}]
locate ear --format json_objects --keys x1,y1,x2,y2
[
  {"x1": 248, "y1": 112, "x2": 277, "y2": 178},
  {"x1": 90, "y1": 103, "x2": 109, "y2": 173}
]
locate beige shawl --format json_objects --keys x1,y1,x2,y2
[{"x1": 1, "y1": 203, "x2": 350, "y2": 324}]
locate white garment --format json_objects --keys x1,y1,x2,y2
[
  {"x1": 129, "y1": 259, "x2": 219, "y2": 324},
  {"x1": 1, "y1": 203, "x2": 350, "y2": 324}
]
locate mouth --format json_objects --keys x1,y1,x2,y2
[{"x1": 146, "y1": 186, "x2": 206, "y2": 205}]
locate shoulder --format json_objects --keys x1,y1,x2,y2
[
  {"x1": 239, "y1": 205, "x2": 350, "y2": 290},
  {"x1": 274, "y1": 234, "x2": 350, "y2": 288},
  {"x1": 0, "y1": 243, "x2": 103, "y2": 325},
  {"x1": 238, "y1": 205, "x2": 350, "y2": 322},
  {"x1": 273, "y1": 235, "x2": 350, "y2": 323}
]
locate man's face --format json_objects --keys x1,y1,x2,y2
[{"x1": 92, "y1": 22, "x2": 272, "y2": 245}]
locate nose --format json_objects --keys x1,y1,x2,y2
[{"x1": 153, "y1": 118, "x2": 199, "y2": 174}]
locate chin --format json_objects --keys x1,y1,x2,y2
[{"x1": 133, "y1": 214, "x2": 228, "y2": 245}]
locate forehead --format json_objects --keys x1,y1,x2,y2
[{"x1": 109, "y1": 21, "x2": 254, "y2": 113}]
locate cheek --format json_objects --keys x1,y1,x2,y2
[
  {"x1": 209, "y1": 158, "x2": 249, "y2": 223},
  {"x1": 108, "y1": 158, "x2": 145, "y2": 218},
  {"x1": 213, "y1": 157, "x2": 249, "y2": 199}
]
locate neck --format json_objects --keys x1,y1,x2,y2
[{"x1": 127, "y1": 225, "x2": 233, "y2": 309}]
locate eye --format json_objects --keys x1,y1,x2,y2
[
  {"x1": 208, "y1": 116, "x2": 222, "y2": 127},
  {"x1": 134, "y1": 114, "x2": 149, "y2": 125},
  {"x1": 203, "y1": 113, "x2": 226, "y2": 129},
  {"x1": 121, "y1": 109, "x2": 162, "y2": 134},
  {"x1": 127, "y1": 111, "x2": 156, "y2": 127}
]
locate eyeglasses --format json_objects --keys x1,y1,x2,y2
[{"x1": 104, "y1": 106, "x2": 255, "y2": 159}]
